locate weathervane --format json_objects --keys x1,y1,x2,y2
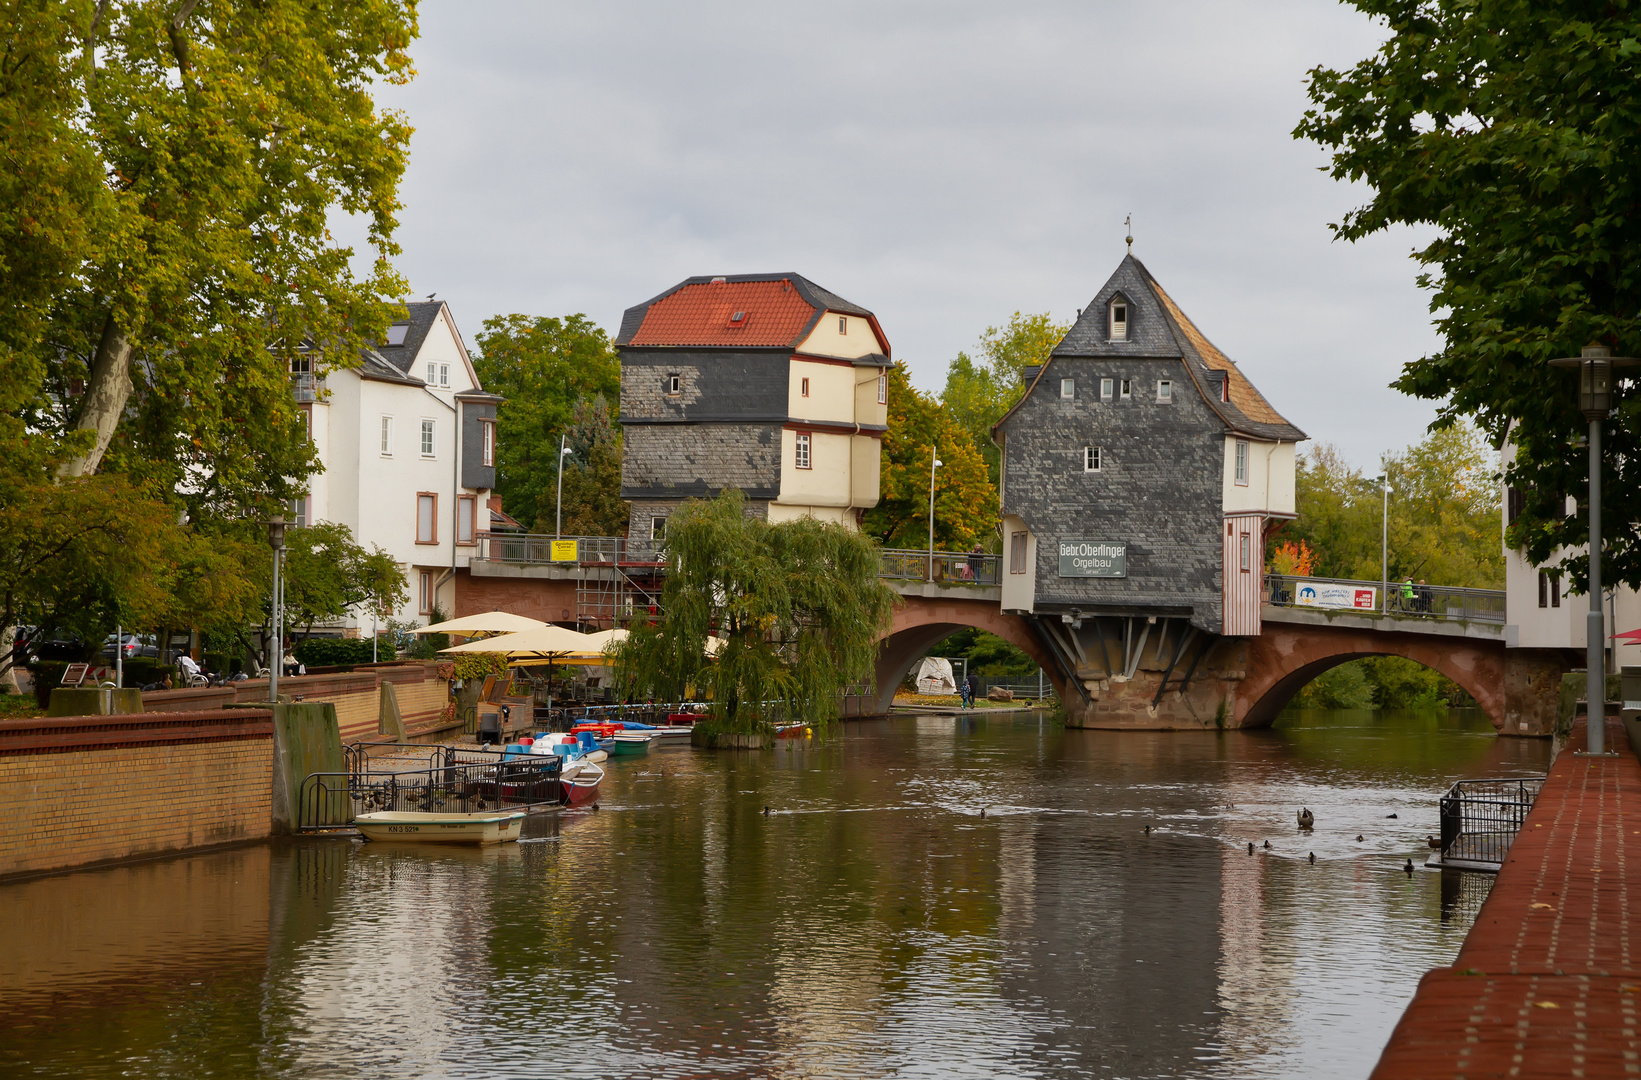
[{"x1": 1125, "y1": 214, "x2": 1133, "y2": 252}]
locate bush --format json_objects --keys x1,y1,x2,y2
[{"x1": 293, "y1": 638, "x2": 395, "y2": 667}]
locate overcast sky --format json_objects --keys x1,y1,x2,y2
[{"x1": 361, "y1": 1, "x2": 1441, "y2": 472}]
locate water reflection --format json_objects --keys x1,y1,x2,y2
[{"x1": 0, "y1": 709, "x2": 1546, "y2": 1079}]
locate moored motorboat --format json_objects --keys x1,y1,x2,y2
[
  {"x1": 559, "y1": 759, "x2": 604, "y2": 806},
  {"x1": 609, "y1": 731, "x2": 654, "y2": 756},
  {"x1": 355, "y1": 810, "x2": 526, "y2": 845}
]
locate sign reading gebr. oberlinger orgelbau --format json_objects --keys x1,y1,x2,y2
[{"x1": 1058, "y1": 540, "x2": 1127, "y2": 578}]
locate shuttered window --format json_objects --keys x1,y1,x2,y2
[
  {"x1": 1110, "y1": 299, "x2": 1127, "y2": 340},
  {"x1": 416, "y1": 493, "x2": 437, "y2": 544}
]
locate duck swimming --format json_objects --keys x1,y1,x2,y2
[
  {"x1": 1297, "y1": 808, "x2": 1315, "y2": 830},
  {"x1": 1404, "y1": 859, "x2": 1414, "y2": 875},
  {"x1": 1309, "y1": 852, "x2": 1316, "y2": 864}
]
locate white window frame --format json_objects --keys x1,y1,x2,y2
[
  {"x1": 1110, "y1": 298, "x2": 1128, "y2": 341},
  {"x1": 877, "y1": 374, "x2": 887, "y2": 404},
  {"x1": 838, "y1": 316, "x2": 847, "y2": 334},
  {"x1": 438, "y1": 363, "x2": 450, "y2": 388},
  {"x1": 418, "y1": 571, "x2": 432, "y2": 615},
  {"x1": 666, "y1": 373, "x2": 681, "y2": 396},
  {"x1": 425, "y1": 361, "x2": 436, "y2": 386},
  {"x1": 795, "y1": 432, "x2": 812, "y2": 470},
  {"x1": 288, "y1": 496, "x2": 308, "y2": 528},
  {"x1": 1084, "y1": 445, "x2": 1102, "y2": 473},
  {"x1": 1234, "y1": 439, "x2": 1249, "y2": 486},
  {"x1": 1157, "y1": 379, "x2": 1173, "y2": 403},
  {"x1": 651, "y1": 516, "x2": 667, "y2": 542},
  {"x1": 1100, "y1": 378, "x2": 1114, "y2": 401},
  {"x1": 1119, "y1": 379, "x2": 1131, "y2": 401},
  {"x1": 1060, "y1": 378, "x2": 1075, "y2": 400},
  {"x1": 481, "y1": 420, "x2": 495, "y2": 467},
  {"x1": 1010, "y1": 531, "x2": 1028, "y2": 574},
  {"x1": 800, "y1": 377, "x2": 810, "y2": 398},
  {"x1": 1240, "y1": 533, "x2": 1251, "y2": 573},
  {"x1": 420, "y1": 418, "x2": 436, "y2": 458},
  {"x1": 379, "y1": 416, "x2": 394, "y2": 456}
]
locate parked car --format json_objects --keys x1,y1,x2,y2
[
  {"x1": 21, "y1": 628, "x2": 88, "y2": 663},
  {"x1": 101, "y1": 633, "x2": 159, "y2": 662}
]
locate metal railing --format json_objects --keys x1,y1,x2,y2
[
  {"x1": 475, "y1": 533, "x2": 639, "y2": 565},
  {"x1": 1428, "y1": 776, "x2": 1545, "y2": 872},
  {"x1": 1264, "y1": 573, "x2": 1506, "y2": 624},
  {"x1": 879, "y1": 549, "x2": 1001, "y2": 586},
  {"x1": 297, "y1": 746, "x2": 566, "y2": 832},
  {"x1": 291, "y1": 373, "x2": 320, "y2": 402}
]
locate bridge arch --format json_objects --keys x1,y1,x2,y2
[
  {"x1": 870, "y1": 597, "x2": 1059, "y2": 714},
  {"x1": 1237, "y1": 622, "x2": 1507, "y2": 729}
]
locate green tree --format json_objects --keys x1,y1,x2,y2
[
  {"x1": 1279, "y1": 424, "x2": 1503, "y2": 588},
  {"x1": 472, "y1": 314, "x2": 621, "y2": 531},
  {"x1": 863, "y1": 362, "x2": 997, "y2": 550},
  {"x1": 1296, "y1": 1, "x2": 1641, "y2": 592},
  {"x1": 940, "y1": 312, "x2": 1070, "y2": 483},
  {"x1": 609, "y1": 489, "x2": 896, "y2": 736},
  {"x1": 554, "y1": 396, "x2": 629, "y2": 536},
  {"x1": 4, "y1": 0, "x2": 415, "y2": 502}
]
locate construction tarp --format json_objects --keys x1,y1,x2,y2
[{"x1": 915, "y1": 657, "x2": 956, "y2": 696}]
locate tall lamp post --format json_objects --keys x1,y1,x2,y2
[
  {"x1": 927, "y1": 445, "x2": 943, "y2": 582},
  {"x1": 266, "y1": 516, "x2": 286, "y2": 703},
  {"x1": 1378, "y1": 474, "x2": 1392, "y2": 614},
  {"x1": 555, "y1": 436, "x2": 573, "y2": 539},
  {"x1": 1549, "y1": 345, "x2": 1638, "y2": 755}
]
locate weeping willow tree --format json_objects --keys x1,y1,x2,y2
[{"x1": 609, "y1": 490, "x2": 895, "y2": 736}]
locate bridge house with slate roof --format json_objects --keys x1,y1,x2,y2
[
  {"x1": 993, "y1": 255, "x2": 1305, "y2": 699},
  {"x1": 615, "y1": 273, "x2": 890, "y2": 548}
]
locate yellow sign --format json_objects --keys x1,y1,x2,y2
[{"x1": 550, "y1": 539, "x2": 578, "y2": 562}]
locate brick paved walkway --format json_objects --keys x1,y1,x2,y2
[{"x1": 1372, "y1": 716, "x2": 1641, "y2": 1079}]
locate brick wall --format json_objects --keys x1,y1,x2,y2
[
  {"x1": 138, "y1": 662, "x2": 455, "y2": 744},
  {"x1": 0, "y1": 710, "x2": 275, "y2": 880}
]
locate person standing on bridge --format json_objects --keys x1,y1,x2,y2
[{"x1": 1401, "y1": 579, "x2": 1415, "y2": 612}]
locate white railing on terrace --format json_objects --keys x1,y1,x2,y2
[{"x1": 1264, "y1": 573, "x2": 1506, "y2": 624}]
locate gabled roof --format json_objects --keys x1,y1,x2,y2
[
  {"x1": 374, "y1": 301, "x2": 445, "y2": 376},
  {"x1": 615, "y1": 273, "x2": 883, "y2": 353},
  {"x1": 998, "y1": 255, "x2": 1305, "y2": 442}
]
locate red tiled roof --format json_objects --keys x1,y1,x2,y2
[{"x1": 626, "y1": 278, "x2": 819, "y2": 348}]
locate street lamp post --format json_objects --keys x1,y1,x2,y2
[
  {"x1": 555, "y1": 436, "x2": 573, "y2": 539},
  {"x1": 1378, "y1": 475, "x2": 1392, "y2": 614},
  {"x1": 1549, "y1": 345, "x2": 1638, "y2": 755},
  {"x1": 927, "y1": 445, "x2": 943, "y2": 582},
  {"x1": 266, "y1": 516, "x2": 286, "y2": 703}
]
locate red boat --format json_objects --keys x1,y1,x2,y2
[{"x1": 558, "y1": 758, "x2": 604, "y2": 807}]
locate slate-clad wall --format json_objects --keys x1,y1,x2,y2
[
  {"x1": 621, "y1": 423, "x2": 782, "y2": 501},
  {"x1": 999, "y1": 356, "x2": 1224, "y2": 631},
  {"x1": 460, "y1": 400, "x2": 496, "y2": 491},
  {"x1": 620, "y1": 347, "x2": 790, "y2": 421}
]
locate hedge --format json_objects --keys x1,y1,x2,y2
[{"x1": 293, "y1": 638, "x2": 395, "y2": 666}]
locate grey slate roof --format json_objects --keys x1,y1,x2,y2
[
  {"x1": 1039, "y1": 255, "x2": 1306, "y2": 442},
  {"x1": 373, "y1": 301, "x2": 445, "y2": 376}
]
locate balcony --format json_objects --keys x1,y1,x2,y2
[{"x1": 291, "y1": 373, "x2": 321, "y2": 402}]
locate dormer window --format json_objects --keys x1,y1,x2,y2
[
  {"x1": 666, "y1": 374, "x2": 682, "y2": 396},
  {"x1": 1109, "y1": 298, "x2": 1128, "y2": 341}
]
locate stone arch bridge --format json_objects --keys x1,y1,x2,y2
[{"x1": 876, "y1": 580, "x2": 1569, "y2": 737}]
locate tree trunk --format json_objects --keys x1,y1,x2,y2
[
  {"x1": 0, "y1": 626, "x2": 19, "y2": 693},
  {"x1": 60, "y1": 314, "x2": 134, "y2": 478}
]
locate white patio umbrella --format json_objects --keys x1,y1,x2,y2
[
  {"x1": 441, "y1": 624, "x2": 602, "y2": 713},
  {"x1": 414, "y1": 611, "x2": 548, "y2": 637}
]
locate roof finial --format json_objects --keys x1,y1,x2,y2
[{"x1": 1125, "y1": 214, "x2": 1133, "y2": 253}]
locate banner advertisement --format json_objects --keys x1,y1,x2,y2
[
  {"x1": 1058, "y1": 540, "x2": 1127, "y2": 578},
  {"x1": 1293, "y1": 581, "x2": 1377, "y2": 610}
]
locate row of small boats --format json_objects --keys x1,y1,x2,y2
[{"x1": 354, "y1": 718, "x2": 690, "y2": 844}]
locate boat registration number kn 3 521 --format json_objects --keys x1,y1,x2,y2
[
  {"x1": 1058, "y1": 541, "x2": 1127, "y2": 578},
  {"x1": 385, "y1": 824, "x2": 466, "y2": 832}
]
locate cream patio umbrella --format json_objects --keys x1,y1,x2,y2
[
  {"x1": 414, "y1": 611, "x2": 549, "y2": 637},
  {"x1": 440, "y1": 624, "x2": 603, "y2": 712}
]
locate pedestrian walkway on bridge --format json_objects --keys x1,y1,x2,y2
[{"x1": 1371, "y1": 715, "x2": 1641, "y2": 1078}]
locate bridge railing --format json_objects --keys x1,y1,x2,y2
[
  {"x1": 879, "y1": 549, "x2": 1001, "y2": 586},
  {"x1": 1264, "y1": 573, "x2": 1506, "y2": 624}
]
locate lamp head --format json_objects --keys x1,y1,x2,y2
[
  {"x1": 265, "y1": 516, "x2": 286, "y2": 551},
  {"x1": 1549, "y1": 344, "x2": 1639, "y2": 420}
]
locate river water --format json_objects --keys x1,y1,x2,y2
[{"x1": 0, "y1": 709, "x2": 1549, "y2": 1079}]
